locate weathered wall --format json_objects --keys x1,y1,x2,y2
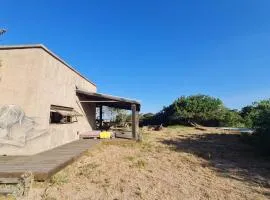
[{"x1": 0, "y1": 47, "x2": 97, "y2": 155}]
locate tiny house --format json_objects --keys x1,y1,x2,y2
[{"x1": 0, "y1": 44, "x2": 140, "y2": 155}]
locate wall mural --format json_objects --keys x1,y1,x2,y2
[{"x1": 0, "y1": 105, "x2": 48, "y2": 147}]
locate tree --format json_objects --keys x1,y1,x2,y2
[
  {"x1": 141, "y1": 94, "x2": 244, "y2": 127},
  {"x1": 115, "y1": 110, "x2": 130, "y2": 125},
  {"x1": 142, "y1": 94, "x2": 230, "y2": 126},
  {"x1": 242, "y1": 99, "x2": 270, "y2": 155},
  {"x1": 139, "y1": 113, "x2": 155, "y2": 126},
  {"x1": 170, "y1": 95, "x2": 226, "y2": 126},
  {"x1": 240, "y1": 105, "x2": 254, "y2": 118},
  {"x1": 240, "y1": 105, "x2": 257, "y2": 128},
  {"x1": 221, "y1": 109, "x2": 245, "y2": 127}
]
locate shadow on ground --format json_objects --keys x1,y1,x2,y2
[{"x1": 160, "y1": 132, "x2": 270, "y2": 190}]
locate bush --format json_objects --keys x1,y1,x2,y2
[
  {"x1": 221, "y1": 110, "x2": 245, "y2": 128},
  {"x1": 240, "y1": 105, "x2": 254, "y2": 128},
  {"x1": 250, "y1": 100, "x2": 270, "y2": 155},
  {"x1": 141, "y1": 94, "x2": 244, "y2": 127},
  {"x1": 139, "y1": 113, "x2": 155, "y2": 126}
]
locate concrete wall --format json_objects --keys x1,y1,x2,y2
[{"x1": 0, "y1": 47, "x2": 97, "y2": 155}]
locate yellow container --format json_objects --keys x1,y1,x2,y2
[{"x1": 99, "y1": 131, "x2": 111, "y2": 139}]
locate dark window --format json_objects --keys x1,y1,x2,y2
[
  {"x1": 50, "y1": 111, "x2": 63, "y2": 123},
  {"x1": 50, "y1": 105, "x2": 79, "y2": 124}
]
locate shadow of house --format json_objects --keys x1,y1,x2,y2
[{"x1": 160, "y1": 133, "x2": 270, "y2": 190}]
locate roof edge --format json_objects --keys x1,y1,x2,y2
[
  {"x1": 0, "y1": 44, "x2": 96, "y2": 87},
  {"x1": 76, "y1": 89, "x2": 141, "y2": 105}
]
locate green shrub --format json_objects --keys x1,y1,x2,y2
[
  {"x1": 221, "y1": 110, "x2": 245, "y2": 127},
  {"x1": 252, "y1": 100, "x2": 270, "y2": 155},
  {"x1": 141, "y1": 94, "x2": 244, "y2": 127},
  {"x1": 240, "y1": 99, "x2": 270, "y2": 155},
  {"x1": 50, "y1": 172, "x2": 69, "y2": 185}
]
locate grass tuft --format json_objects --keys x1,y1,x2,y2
[
  {"x1": 130, "y1": 159, "x2": 147, "y2": 169},
  {"x1": 50, "y1": 172, "x2": 69, "y2": 185},
  {"x1": 125, "y1": 156, "x2": 136, "y2": 161},
  {"x1": 77, "y1": 162, "x2": 100, "y2": 178}
]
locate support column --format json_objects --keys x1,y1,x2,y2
[
  {"x1": 99, "y1": 105, "x2": 103, "y2": 130},
  {"x1": 131, "y1": 104, "x2": 139, "y2": 140}
]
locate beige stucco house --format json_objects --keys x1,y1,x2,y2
[{"x1": 0, "y1": 44, "x2": 140, "y2": 155}]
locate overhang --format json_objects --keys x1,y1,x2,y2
[{"x1": 76, "y1": 89, "x2": 141, "y2": 111}]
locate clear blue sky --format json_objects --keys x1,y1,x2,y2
[{"x1": 1, "y1": 0, "x2": 270, "y2": 113}]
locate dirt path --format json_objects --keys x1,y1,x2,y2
[{"x1": 27, "y1": 126, "x2": 270, "y2": 200}]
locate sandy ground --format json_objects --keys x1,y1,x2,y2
[{"x1": 24, "y1": 126, "x2": 270, "y2": 200}]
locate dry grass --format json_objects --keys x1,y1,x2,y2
[
  {"x1": 0, "y1": 195, "x2": 16, "y2": 200},
  {"x1": 26, "y1": 126, "x2": 270, "y2": 200}
]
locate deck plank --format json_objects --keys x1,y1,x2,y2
[{"x1": 0, "y1": 139, "x2": 100, "y2": 181}]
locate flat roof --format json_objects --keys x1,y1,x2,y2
[
  {"x1": 0, "y1": 44, "x2": 96, "y2": 87},
  {"x1": 76, "y1": 89, "x2": 141, "y2": 111}
]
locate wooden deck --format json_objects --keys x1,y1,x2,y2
[
  {"x1": 0, "y1": 139, "x2": 100, "y2": 181},
  {"x1": 115, "y1": 131, "x2": 133, "y2": 139}
]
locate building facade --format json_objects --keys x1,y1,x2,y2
[{"x1": 0, "y1": 45, "x2": 97, "y2": 155}]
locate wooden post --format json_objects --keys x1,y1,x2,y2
[
  {"x1": 99, "y1": 105, "x2": 103, "y2": 130},
  {"x1": 131, "y1": 104, "x2": 139, "y2": 140}
]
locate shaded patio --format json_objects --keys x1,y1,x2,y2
[{"x1": 76, "y1": 89, "x2": 141, "y2": 140}]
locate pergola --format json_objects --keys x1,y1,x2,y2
[{"x1": 76, "y1": 89, "x2": 141, "y2": 140}]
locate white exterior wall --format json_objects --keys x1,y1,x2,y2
[{"x1": 0, "y1": 47, "x2": 97, "y2": 155}]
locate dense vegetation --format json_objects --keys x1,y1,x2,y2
[
  {"x1": 140, "y1": 94, "x2": 244, "y2": 127},
  {"x1": 111, "y1": 94, "x2": 270, "y2": 155},
  {"x1": 139, "y1": 95, "x2": 270, "y2": 155},
  {"x1": 240, "y1": 100, "x2": 270, "y2": 155}
]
